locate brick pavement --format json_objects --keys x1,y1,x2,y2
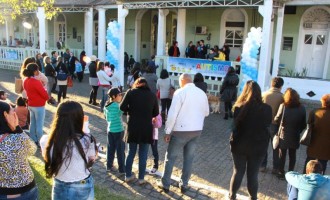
[{"x1": 0, "y1": 68, "x2": 328, "y2": 200}]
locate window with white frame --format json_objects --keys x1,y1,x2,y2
[
  {"x1": 27, "y1": 28, "x2": 34, "y2": 46},
  {"x1": 55, "y1": 14, "x2": 66, "y2": 45}
]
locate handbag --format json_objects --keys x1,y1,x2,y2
[
  {"x1": 273, "y1": 106, "x2": 285, "y2": 149},
  {"x1": 15, "y1": 77, "x2": 23, "y2": 94},
  {"x1": 67, "y1": 76, "x2": 73, "y2": 88},
  {"x1": 300, "y1": 111, "x2": 314, "y2": 146},
  {"x1": 157, "y1": 90, "x2": 160, "y2": 99},
  {"x1": 300, "y1": 125, "x2": 312, "y2": 146},
  {"x1": 57, "y1": 70, "x2": 68, "y2": 81}
]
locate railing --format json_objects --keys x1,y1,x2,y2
[{"x1": 0, "y1": 46, "x2": 84, "y2": 71}]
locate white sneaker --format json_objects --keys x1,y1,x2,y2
[{"x1": 149, "y1": 168, "x2": 158, "y2": 174}]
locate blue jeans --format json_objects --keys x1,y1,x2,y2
[
  {"x1": 0, "y1": 186, "x2": 38, "y2": 200},
  {"x1": 107, "y1": 132, "x2": 126, "y2": 173},
  {"x1": 287, "y1": 183, "x2": 298, "y2": 200},
  {"x1": 100, "y1": 87, "x2": 109, "y2": 111},
  {"x1": 28, "y1": 106, "x2": 45, "y2": 143},
  {"x1": 161, "y1": 135, "x2": 199, "y2": 189},
  {"x1": 53, "y1": 175, "x2": 94, "y2": 200},
  {"x1": 125, "y1": 143, "x2": 149, "y2": 180}
]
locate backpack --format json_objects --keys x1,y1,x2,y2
[{"x1": 57, "y1": 68, "x2": 67, "y2": 81}]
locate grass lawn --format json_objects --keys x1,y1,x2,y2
[{"x1": 29, "y1": 156, "x2": 127, "y2": 200}]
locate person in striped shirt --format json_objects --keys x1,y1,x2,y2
[{"x1": 104, "y1": 88, "x2": 125, "y2": 175}]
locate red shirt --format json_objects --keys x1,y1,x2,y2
[{"x1": 23, "y1": 77, "x2": 49, "y2": 107}]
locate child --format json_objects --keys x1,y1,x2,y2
[
  {"x1": 149, "y1": 114, "x2": 162, "y2": 174},
  {"x1": 15, "y1": 96, "x2": 29, "y2": 129},
  {"x1": 75, "y1": 58, "x2": 83, "y2": 82},
  {"x1": 104, "y1": 87, "x2": 125, "y2": 174}
]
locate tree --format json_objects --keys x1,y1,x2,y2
[{"x1": 0, "y1": 0, "x2": 60, "y2": 23}]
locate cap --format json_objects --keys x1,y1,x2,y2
[
  {"x1": 90, "y1": 55, "x2": 97, "y2": 62},
  {"x1": 108, "y1": 87, "x2": 121, "y2": 98}
]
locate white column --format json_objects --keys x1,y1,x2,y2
[
  {"x1": 272, "y1": 6, "x2": 285, "y2": 77},
  {"x1": 37, "y1": 7, "x2": 46, "y2": 53},
  {"x1": 5, "y1": 17, "x2": 14, "y2": 46},
  {"x1": 157, "y1": 9, "x2": 169, "y2": 56},
  {"x1": 118, "y1": 5, "x2": 129, "y2": 87},
  {"x1": 84, "y1": 8, "x2": 94, "y2": 57},
  {"x1": 176, "y1": 9, "x2": 186, "y2": 57},
  {"x1": 98, "y1": 8, "x2": 106, "y2": 61},
  {"x1": 135, "y1": 10, "x2": 147, "y2": 62},
  {"x1": 258, "y1": 0, "x2": 274, "y2": 91}
]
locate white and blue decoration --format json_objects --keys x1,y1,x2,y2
[
  {"x1": 106, "y1": 21, "x2": 120, "y2": 69},
  {"x1": 239, "y1": 27, "x2": 263, "y2": 92}
]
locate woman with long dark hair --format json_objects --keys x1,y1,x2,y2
[
  {"x1": 55, "y1": 56, "x2": 69, "y2": 103},
  {"x1": 120, "y1": 78, "x2": 159, "y2": 185},
  {"x1": 220, "y1": 66, "x2": 239, "y2": 119},
  {"x1": 157, "y1": 69, "x2": 172, "y2": 123},
  {"x1": 0, "y1": 101, "x2": 38, "y2": 199},
  {"x1": 229, "y1": 81, "x2": 272, "y2": 200},
  {"x1": 40, "y1": 101, "x2": 97, "y2": 200},
  {"x1": 22, "y1": 63, "x2": 49, "y2": 145},
  {"x1": 275, "y1": 88, "x2": 306, "y2": 179}
]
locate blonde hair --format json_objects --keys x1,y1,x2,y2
[{"x1": 321, "y1": 94, "x2": 330, "y2": 108}]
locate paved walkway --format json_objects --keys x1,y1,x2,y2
[{"x1": 0, "y1": 69, "x2": 326, "y2": 200}]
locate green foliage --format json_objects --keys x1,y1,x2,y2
[
  {"x1": 29, "y1": 156, "x2": 128, "y2": 200},
  {"x1": 285, "y1": 67, "x2": 308, "y2": 78},
  {"x1": 0, "y1": 0, "x2": 60, "y2": 23}
]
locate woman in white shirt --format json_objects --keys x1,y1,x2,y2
[
  {"x1": 156, "y1": 69, "x2": 172, "y2": 124},
  {"x1": 96, "y1": 62, "x2": 113, "y2": 112},
  {"x1": 40, "y1": 101, "x2": 97, "y2": 200}
]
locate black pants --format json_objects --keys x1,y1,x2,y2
[
  {"x1": 151, "y1": 140, "x2": 159, "y2": 169},
  {"x1": 261, "y1": 124, "x2": 280, "y2": 170},
  {"x1": 58, "y1": 85, "x2": 67, "y2": 102},
  {"x1": 229, "y1": 153, "x2": 264, "y2": 200},
  {"x1": 225, "y1": 101, "x2": 233, "y2": 114},
  {"x1": 89, "y1": 86, "x2": 99, "y2": 103},
  {"x1": 76, "y1": 72, "x2": 83, "y2": 82},
  {"x1": 279, "y1": 148, "x2": 296, "y2": 173},
  {"x1": 160, "y1": 98, "x2": 172, "y2": 114}
]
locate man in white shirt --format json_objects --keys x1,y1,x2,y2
[{"x1": 158, "y1": 73, "x2": 209, "y2": 193}]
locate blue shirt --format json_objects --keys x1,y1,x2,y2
[{"x1": 286, "y1": 171, "x2": 330, "y2": 200}]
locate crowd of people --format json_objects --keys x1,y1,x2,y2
[
  {"x1": 168, "y1": 40, "x2": 231, "y2": 61},
  {"x1": 0, "y1": 50, "x2": 329, "y2": 200}
]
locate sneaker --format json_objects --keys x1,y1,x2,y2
[
  {"x1": 125, "y1": 175, "x2": 136, "y2": 183},
  {"x1": 149, "y1": 168, "x2": 158, "y2": 174},
  {"x1": 180, "y1": 185, "x2": 189, "y2": 193},
  {"x1": 277, "y1": 172, "x2": 285, "y2": 180},
  {"x1": 271, "y1": 169, "x2": 279, "y2": 175},
  {"x1": 156, "y1": 179, "x2": 169, "y2": 193},
  {"x1": 138, "y1": 179, "x2": 147, "y2": 185},
  {"x1": 106, "y1": 167, "x2": 117, "y2": 173},
  {"x1": 259, "y1": 167, "x2": 267, "y2": 173}
]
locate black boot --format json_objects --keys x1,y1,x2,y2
[
  {"x1": 224, "y1": 113, "x2": 228, "y2": 120},
  {"x1": 161, "y1": 112, "x2": 166, "y2": 125}
]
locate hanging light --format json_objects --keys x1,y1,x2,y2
[{"x1": 23, "y1": 21, "x2": 32, "y2": 29}]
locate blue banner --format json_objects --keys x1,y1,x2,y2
[
  {"x1": 6, "y1": 50, "x2": 18, "y2": 60},
  {"x1": 167, "y1": 57, "x2": 231, "y2": 77}
]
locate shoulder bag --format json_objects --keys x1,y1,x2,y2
[
  {"x1": 15, "y1": 77, "x2": 23, "y2": 94},
  {"x1": 273, "y1": 106, "x2": 285, "y2": 149},
  {"x1": 300, "y1": 111, "x2": 314, "y2": 146}
]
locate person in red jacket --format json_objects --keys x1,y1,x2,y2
[{"x1": 22, "y1": 63, "x2": 49, "y2": 145}]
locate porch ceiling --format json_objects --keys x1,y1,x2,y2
[{"x1": 121, "y1": 0, "x2": 264, "y2": 9}]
